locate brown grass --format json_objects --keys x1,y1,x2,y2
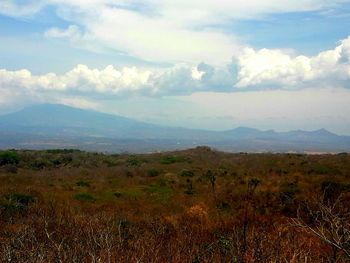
[{"x1": 0, "y1": 147, "x2": 349, "y2": 262}]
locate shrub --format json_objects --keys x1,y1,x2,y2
[
  {"x1": 321, "y1": 181, "x2": 343, "y2": 202},
  {"x1": 308, "y1": 164, "x2": 341, "y2": 175},
  {"x1": 180, "y1": 169, "x2": 195, "y2": 177},
  {"x1": 184, "y1": 179, "x2": 195, "y2": 195},
  {"x1": 160, "y1": 156, "x2": 177, "y2": 164},
  {"x1": 29, "y1": 159, "x2": 50, "y2": 170},
  {"x1": 205, "y1": 170, "x2": 216, "y2": 190},
  {"x1": 126, "y1": 156, "x2": 142, "y2": 166},
  {"x1": 248, "y1": 178, "x2": 261, "y2": 188},
  {"x1": 76, "y1": 181, "x2": 91, "y2": 187},
  {"x1": 1, "y1": 164, "x2": 18, "y2": 174},
  {"x1": 217, "y1": 201, "x2": 231, "y2": 211},
  {"x1": 147, "y1": 168, "x2": 160, "y2": 177},
  {"x1": 279, "y1": 181, "x2": 300, "y2": 215},
  {"x1": 337, "y1": 152, "x2": 348, "y2": 157},
  {"x1": 74, "y1": 193, "x2": 96, "y2": 202},
  {"x1": 46, "y1": 149, "x2": 80, "y2": 154},
  {"x1": 160, "y1": 156, "x2": 190, "y2": 164},
  {"x1": 113, "y1": 192, "x2": 122, "y2": 198},
  {"x1": 0, "y1": 151, "x2": 20, "y2": 166},
  {"x1": 5, "y1": 193, "x2": 35, "y2": 207},
  {"x1": 1, "y1": 193, "x2": 35, "y2": 217},
  {"x1": 104, "y1": 159, "x2": 118, "y2": 167},
  {"x1": 279, "y1": 181, "x2": 299, "y2": 204}
]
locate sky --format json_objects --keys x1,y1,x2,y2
[{"x1": 0, "y1": 0, "x2": 350, "y2": 134}]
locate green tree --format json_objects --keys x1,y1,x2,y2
[{"x1": 0, "y1": 151, "x2": 20, "y2": 166}]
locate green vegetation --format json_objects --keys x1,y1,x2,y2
[
  {"x1": 160, "y1": 155, "x2": 191, "y2": 164},
  {"x1": 180, "y1": 169, "x2": 195, "y2": 177},
  {"x1": 147, "y1": 168, "x2": 160, "y2": 177},
  {"x1": 74, "y1": 193, "x2": 96, "y2": 202},
  {"x1": 0, "y1": 151, "x2": 20, "y2": 166},
  {"x1": 0, "y1": 148, "x2": 349, "y2": 262},
  {"x1": 0, "y1": 193, "x2": 35, "y2": 218},
  {"x1": 76, "y1": 180, "x2": 91, "y2": 187}
]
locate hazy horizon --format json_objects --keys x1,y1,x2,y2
[
  {"x1": 1, "y1": 1, "x2": 350, "y2": 134},
  {"x1": 2, "y1": 102, "x2": 350, "y2": 136}
]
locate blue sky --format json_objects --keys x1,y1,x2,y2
[{"x1": 1, "y1": 0, "x2": 350, "y2": 134}]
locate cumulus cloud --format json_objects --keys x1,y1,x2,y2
[
  {"x1": 1, "y1": 36, "x2": 350, "y2": 105},
  {"x1": 0, "y1": 63, "x2": 236, "y2": 103},
  {"x1": 0, "y1": 65, "x2": 154, "y2": 96},
  {"x1": 236, "y1": 36, "x2": 350, "y2": 88}
]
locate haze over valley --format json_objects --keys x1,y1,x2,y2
[{"x1": 1, "y1": 104, "x2": 349, "y2": 153}]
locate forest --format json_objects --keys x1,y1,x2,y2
[{"x1": 0, "y1": 147, "x2": 349, "y2": 262}]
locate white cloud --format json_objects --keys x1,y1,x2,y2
[
  {"x1": 45, "y1": 25, "x2": 82, "y2": 39},
  {"x1": 236, "y1": 36, "x2": 350, "y2": 88},
  {"x1": 0, "y1": 64, "x2": 154, "y2": 96},
  {"x1": 0, "y1": 63, "x2": 235, "y2": 101},
  {"x1": 1, "y1": 66, "x2": 350, "y2": 134},
  {"x1": 191, "y1": 67, "x2": 205, "y2": 81},
  {"x1": 0, "y1": 0, "x2": 45, "y2": 17},
  {"x1": 2, "y1": 36, "x2": 350, "y2": 101},
  {"x1": 145, "y1": 0, "x2": 344, "y2": 21},
  {"x1": 4, "y1": 0, "x2": 350, "y2": 64},
  {"x1": 2, "y1": 35, "x2": 350, "y2": 111},
  {"x1": 58, "y1": 97, "x2": 99, "y2": 109},
  {"x1": 49, "y1": 5, "x2": 240, "y2": 64}
]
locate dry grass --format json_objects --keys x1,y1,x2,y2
[{"x1": 0, "y1": 147, "x2": 349, "y2": 262}]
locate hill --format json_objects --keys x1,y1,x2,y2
[{"x1": 0, "y1": 104, "x2": 349, "y2": 153}]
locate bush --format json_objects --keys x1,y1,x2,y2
[
  {"x1": 0, "y1": 151, "x2": 20, "y2": 166},
  {"x1": 160, "y1": 156, "x2": 190, "y2": 164},
  {"x1": 29, "y1": 159, "x2": 50, "y2": 170},
  {"x1": 279, "y1": 181, "x2": 299, "y2": 204},
  {"x1": 126, "y1": 156, "x2": 142, "y2": 166},
  {"x1": 205, "y1": 170, "x2": 216, "y2": 190},
  {"x1": 147, "y1": 168, "x2": 160, "y2": 177},
  {"x1": 184, "y1": 179, "x2": 195, "y2": 195},
  {"x1": 5, "y1": 193, "x2": 35, "y2": 207},
  {"x1": 321, "y1": 181, "x2": 343, "y2": 202},
  {"x1": 308, "y1": 164, "x2": 341, "y2": 175},
  {"x1": 1, "y1": 164, "x2": 18, "y2": 174},
  {"x1": 113, "y1": 192, "x2": 122, "y2": 198},
  {"x1": 46, "y1": 149, "x2": 80, "y2": 154},
  {"x1": 74, "y1": 193, "x2": 96, "y2": 202},
  {"x1": 1, "y1": 193, "x2": 35, "y2": 217},
  {"x1": 160, "y1": 156, "x2": 177, "y2": 164},
  {"x1": 248, "y1": 178, "x2": 261, "y2": 188},
  {"x1": 76, "y1": 181, "x2": 91, "y2": 187},
  {"x1": 217, "y1": 201, "x2": 231, "y2": 211},
  {"x1": 279, "y1": 181, "x2": 300, "y2": 216},
  {"x1": 103, "y1": 158, "x2": 118, "y2": 167},
  {"x1": 180, "y1": 169, "x2": 195, "y2": 177}
]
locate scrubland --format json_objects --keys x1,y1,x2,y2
[{"x1": 0, "y1": 147, "x2": 350, "y2": 262}]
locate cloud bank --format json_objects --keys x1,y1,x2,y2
[{"x1": 1, "y1": 36, "x2": 350, "y2": 106}]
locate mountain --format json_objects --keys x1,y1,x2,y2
[
  {"x1": 0, "y1": 104, "x2": 219, "y2": 140},
  {"x1": 0, "y1": 104, "x2": 157, "y2": 138},
  {"x1": 0, "y1": 104, "x2": 349, "y2": 153}
]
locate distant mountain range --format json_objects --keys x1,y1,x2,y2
[{"x1": 0, "y1": 104, "x2": 349, "y2": 153}]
